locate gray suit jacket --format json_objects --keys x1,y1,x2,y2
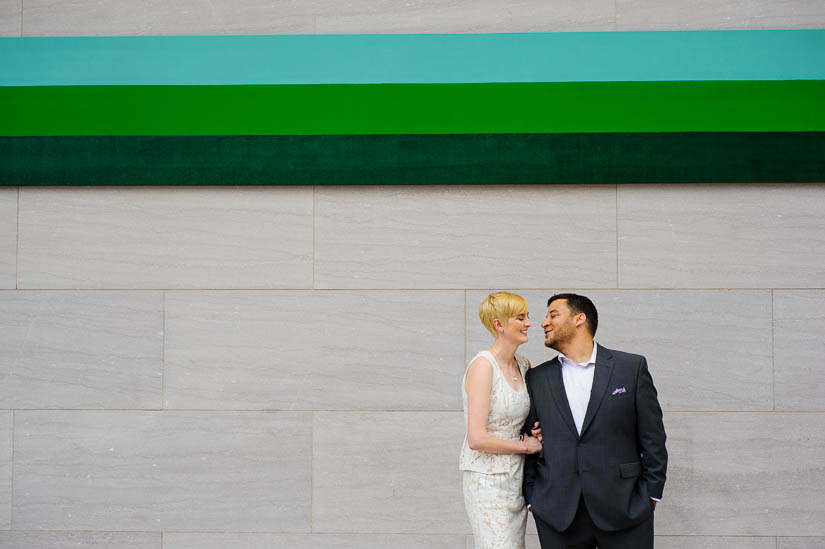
[{"x1": 523, "y1": 344, "x2": 667, "y2": 532}]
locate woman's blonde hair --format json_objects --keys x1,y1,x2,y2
[{"x1": 478, "y1": 292, "x2": 529, "y2": 337}]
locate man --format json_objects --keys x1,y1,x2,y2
[{"x1": 523, "y1": 294, "x2": 667, "y2": 548}]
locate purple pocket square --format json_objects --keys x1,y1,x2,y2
[{"x1": 611, "y1": 387, "x2": 626, "y2": 396}]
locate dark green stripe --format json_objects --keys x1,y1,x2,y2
[
  {"x1": 2, "y1": 81, "x2": 824, "y2": 136},
  {"x1": 3, "y1": 133, "x2": 823, "y2": 185}
]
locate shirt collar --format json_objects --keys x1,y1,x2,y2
[{"x1": 558, "y1": 342, "x2": 598, "y2": 368}]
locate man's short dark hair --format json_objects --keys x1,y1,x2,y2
[{"x1": 547, "y1": 293, "x2": 598, "y2": 337}]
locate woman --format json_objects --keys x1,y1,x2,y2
[{"x1": 460, "y1": 291, "x2": 541, "y2": 549}]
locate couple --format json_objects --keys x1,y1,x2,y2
[{"x1": 460, "y1": 292, "x2": 668, "y2": 548}]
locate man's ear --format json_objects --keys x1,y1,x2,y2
[{"x1": 574, "y1": 313, "x2": 587, "y2": 328}]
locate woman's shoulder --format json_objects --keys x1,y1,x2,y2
[
  {"x1": 465, "y1": 352, "x2": 494, "y2": 377},
  {"x1": 468, "y1": 350, "x2": 494, "y2": 368}
]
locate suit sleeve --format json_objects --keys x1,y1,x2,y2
[
  {"x1": 635, "y1": 356, "x2": 668, "y2": 500},
  {"x1": 522, "y1": 370, "x2": 539, "y2": 504}
]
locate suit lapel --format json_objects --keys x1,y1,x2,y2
[
  {"x1": 579, "y1": 344, "x2": 614, "y2": 437},
  {"x1": 546, "y1": 357, "x2": 579, "y2": 438}
]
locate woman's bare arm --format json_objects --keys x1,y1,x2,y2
[{"x1": 465, "y1": 356, "x2": 541, "y2": 455}]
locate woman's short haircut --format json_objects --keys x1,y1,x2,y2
[{"x1": 478, "y1": 291, "x2": 529, "y2": 337}]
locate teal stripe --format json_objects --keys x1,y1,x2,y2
[{"x1": 2, "y1": 30, "x2": 824, "y2": 87}]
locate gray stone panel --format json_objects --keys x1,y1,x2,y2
[
  {"x1": 0, "y1": 188, "x2": 15, "y2": 289},
  {"x1": 18, "y1": 187, "x2": 313, "y2": 289},
  {"x1": 0, "y1": 412, "x2": 10, "y2": 529},
  {"x1": 316, "y1": 185, "x2": 617, "y2": 289},
  {"x1": 165, "y1": 290, "x2": 464, "y2": 410},
  {"x1": 314, "y1": 411, "x2": 468, "y2": 533},
  {"x1": 467, "y1": 289, "x2": 773, "y2": 410},
  {"x1": 315, "y1": 0, "x2": 614, "y2": 34},
  {"x1": 22, "y1": 0, "x2": 314, "y2": 36},
  {"x1": 0, "y1": 532, "x2": 161, "y2": 548},
  {"x1": 0, "y1": 291, "x2": 162, "y2": 409},
  {"x1": 165, "y1": 533, "x2": 467, "y2": 548},
  {"x1": 774, "y1": 291, "x2": 825, "y2": 410},
  {"x1": 658, "y1": 412, "x2": 825, "y2": 535},
  {"x1": 779, "y1": 539, "x2": 825, "y2": 549},
  {"x1": 13, "y1": 411, "x2": 311, "y2": 531},
  {"x1": 655, "y1": 537, "x2": 775, "y2": 548},
  {"x1": 590, "y1": 290, "x2": 773, "y2": 411},
  {"x1": 617, "y1": 0, "x2": 825, "y2": 29},
  {"x1": 618, "y1": 184, "x2": 825, "y2": 289},
  {"x1": 0, "y1": 0, "x2": 19, "y2": 36}
]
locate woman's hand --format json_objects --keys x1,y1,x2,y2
[
  {"x1": 530, "y1": 421, "x2": 542, "y2": 444},
  {"x1": 524, "y1": 435, "x2": 542, "y2": 454}
]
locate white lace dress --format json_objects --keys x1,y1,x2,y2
[{"x1": 459, "y1": 351, "x2": 531, "y2": 549}]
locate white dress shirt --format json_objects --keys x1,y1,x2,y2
[{"x1": 558, "y1": 343, "x2": 598, "y2": 436}]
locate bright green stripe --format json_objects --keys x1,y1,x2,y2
[
  {"x1": 2, "y1": 81, "x2": 824, "y2": 136},
  {"x1": 3, "y1": 133, "x2": 823, "y2": 184}
]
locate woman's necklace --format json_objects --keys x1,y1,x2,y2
[{"x1": 491, "y1": 350, "x2": 521, "y2": 382}]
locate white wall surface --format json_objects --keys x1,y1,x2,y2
[
  {"x1": 3, "y1": 183, "x2": 824, "y2": 548},
  {"x1": 6, "y1": 0, "x2": 825, "y2": 36},
  {"x1": 2, "y1": 1, "x2": 825, "y2": 547}
]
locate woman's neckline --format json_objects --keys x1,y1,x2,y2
[{"x1": 483, "y1": 350, "x2": 526, "y2": 394}]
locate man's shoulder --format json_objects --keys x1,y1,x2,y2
[
  {"x1": 526, "y1": 356, "x2": 560, "y2": 378},
  {"x1": 599, "y1": 345, "x2": 646, "y2": 368}
]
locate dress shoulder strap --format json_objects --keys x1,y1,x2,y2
[
  {"x1": 515, "y1": 353, "x2": 531, "y2": 375},
  {"x1": 476, "y1": 350, "x2": 494, "y2": 363},
  {"x1": 467, "y1": 350, "x2": 501, "y2": 380}
]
